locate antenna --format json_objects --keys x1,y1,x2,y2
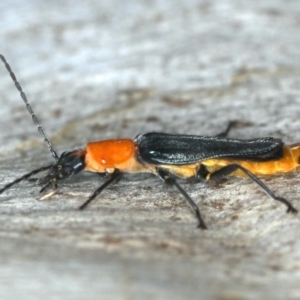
[{"x1": 0, "y1": 54, "x2": 59, "y2": 161}]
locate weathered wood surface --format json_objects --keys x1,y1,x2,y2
[{"x1": 1, "y1": 0, "x2": 300, "y2": 299}]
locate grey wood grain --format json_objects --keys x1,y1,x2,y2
[{"x1": 1, "y1": 0, "x2": 300, "y2": 299}]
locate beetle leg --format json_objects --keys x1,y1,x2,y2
[
  {"x1": 207, "y1": 164, "x2": 298, "y2": 214},
  {"x1": 79, "y1": 170, "x2": 122, "y2": 210},
  {"x1": 157, "y1": 168, "x2": 207, "y2": 229}
]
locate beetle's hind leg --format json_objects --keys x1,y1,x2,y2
[{"x1": 205, "y1": 163, "x2": 298, "y2": 214}]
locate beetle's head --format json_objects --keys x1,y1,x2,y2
[{"x1": 38, "y1": 150, "x2": 85, "y2": 192}]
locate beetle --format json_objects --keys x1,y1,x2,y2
[{"x1": 0, "y1": 54, "x2": 298, "y2": 229}]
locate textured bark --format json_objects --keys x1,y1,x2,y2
[{"x1": 1, "y1": 1, "x2": 300, "y2": 299}]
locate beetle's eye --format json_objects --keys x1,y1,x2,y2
[{"x1": 63, "y1": 165, "x2": 73, "y2": 175}]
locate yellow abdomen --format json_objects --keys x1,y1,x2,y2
[{"x1": 202, "y1": 144, "x2": 300, "y2": 177}]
